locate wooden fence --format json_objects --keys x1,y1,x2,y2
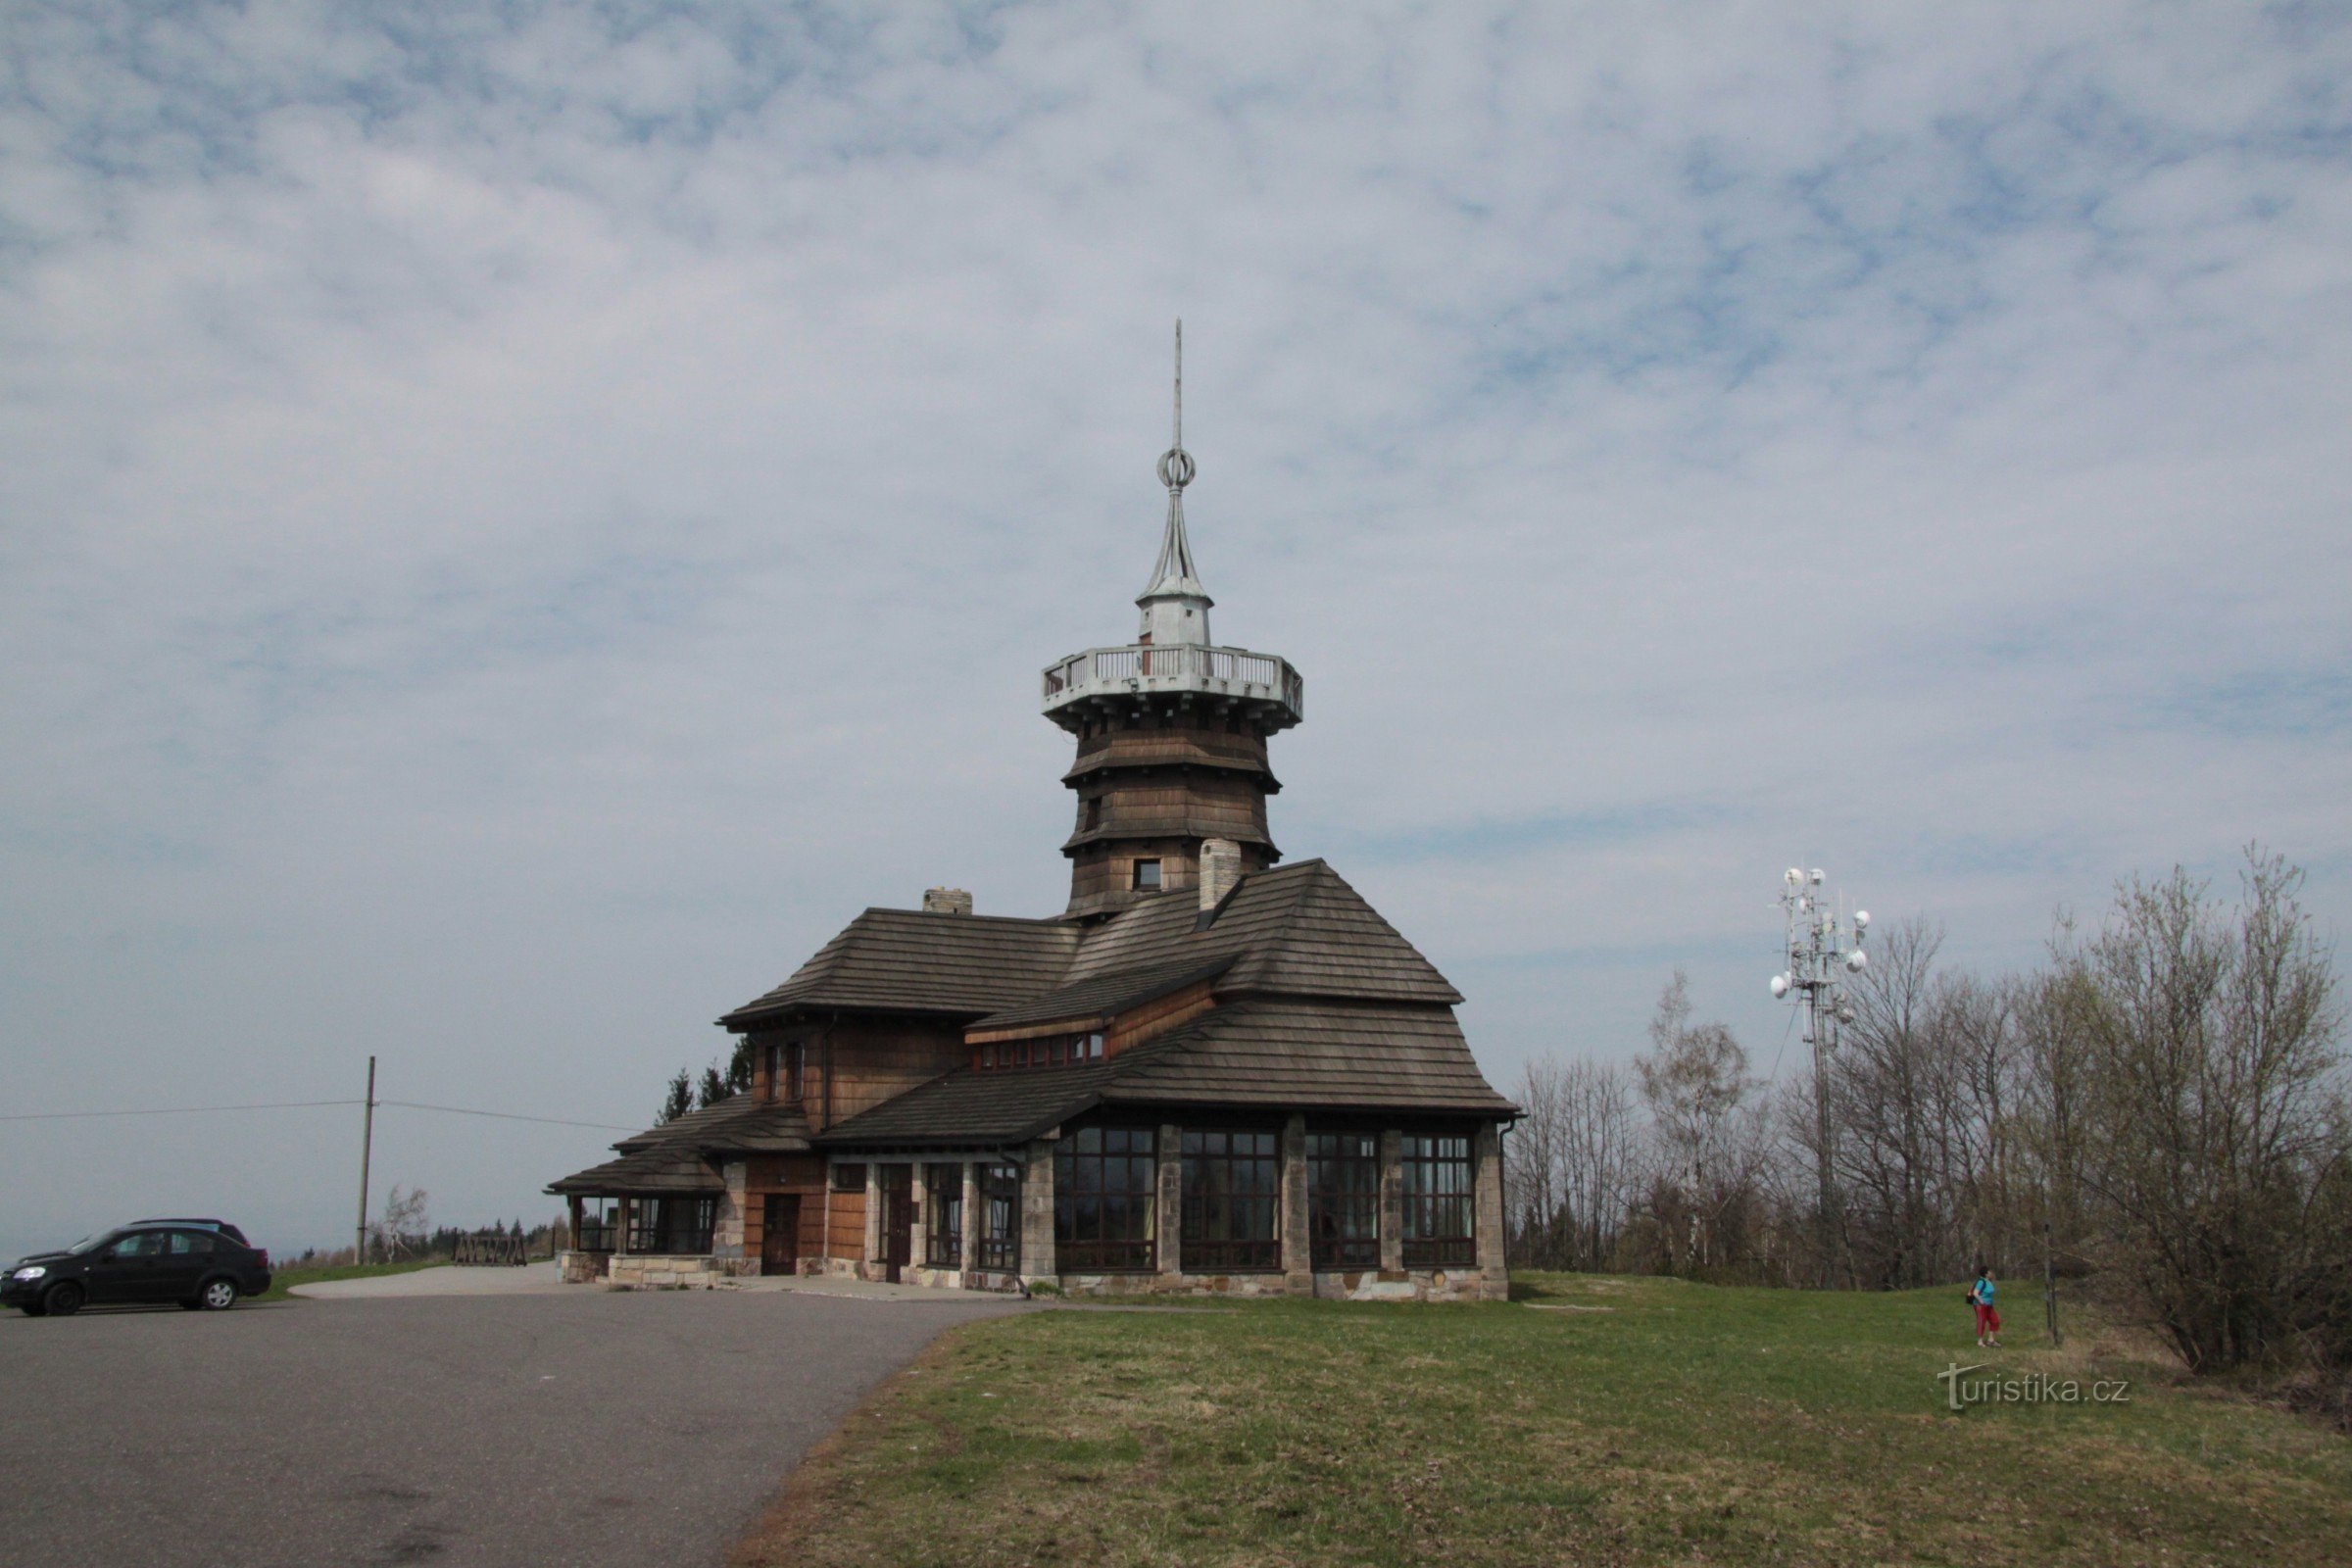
[{"x1": 453, "y1": 1231, "x2": 531, "y2": 1266}]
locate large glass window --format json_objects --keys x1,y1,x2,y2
[
  {"x1": 1401, "y1": 1135, "x2": 1474, "y2": 1267},
  {"x1": 925, "y1": 1164, "x2": 963, "y2": 1267},
  {"x1": 573, "y1": 1198, "x2": 618, "y2": 1251},
  {"x1": 978, "y1": 1161, "x2": 1021, "y2": 1272},
  {"x1": 1055, "y1": 1126, "x2": 1157, "y2": 1271},
  {"x1": 1181, "y1": 1129, "x2": 1281, "y2": 1272},
  {"x1": 628, "y1": 1196, "x2": 716, "y2": 1254},
  {"x1": 1308, "y1": 1132, "x2": 1381, "y2": 1269}
]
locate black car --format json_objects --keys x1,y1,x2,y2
[{"x1": 4, "y1": 1223, "x2": 272, "y2": 1315}]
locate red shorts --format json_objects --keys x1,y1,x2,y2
[{"x1": 1974, "y1": 1303, "x2": 1999, "y2": 1334}]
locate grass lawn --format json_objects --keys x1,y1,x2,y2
[
  {"x1": 257, "y1": 1257, "x2": 448, "y2": 1300},
  {"x1": 738, "y1": 1273, "x2": 2351, "y2": 1568}
]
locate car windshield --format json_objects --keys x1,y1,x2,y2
[{"x1": 67, "y1": 1232, "x2": 121, "y2": 1255}]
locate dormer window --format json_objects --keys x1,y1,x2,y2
[{"x1": 1133, "y1": 858, "x2": 1162, "y2": 892}]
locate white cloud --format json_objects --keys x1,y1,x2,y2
[{"x1": 4, "y1": 0, "x2": 2349, "y2": 1255}]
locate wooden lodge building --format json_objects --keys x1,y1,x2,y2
[{"x1": 550, "y1": 358, "x2": 1517, "y2": 1299}]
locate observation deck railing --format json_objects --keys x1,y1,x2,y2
[{"x1": 1042, "y1": 643, "x2": 1303, "y2": 721}]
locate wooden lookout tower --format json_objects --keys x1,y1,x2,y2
[{"x1": 1040, "y1": 324, "x2": 1305, "y2": 919}]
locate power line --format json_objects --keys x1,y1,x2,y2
[
  {"x1": 0, "y1": 1099, "x2": 363, "y2": 1121},
  {"x1": 378, "y1": 1101, "x2": 640, "y2": 1132},
  {"x1": 1, "y1": 1098, "x2": 638, "y2": 1133}
]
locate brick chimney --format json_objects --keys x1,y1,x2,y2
[{"x1": 922, "y1": 887, "x2": 973, "y2": 915}]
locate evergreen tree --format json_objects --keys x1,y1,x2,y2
[{"x1": 656, "y1": 1066, "x2": 693, "y2": 1124}]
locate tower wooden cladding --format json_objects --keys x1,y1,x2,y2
[
  {"x1": 1050, "y1": 686, "x2": 1295, "y2": 918},
  {"x1": 1041, "y1": 323, "x2": 1304, "y2": 920}
]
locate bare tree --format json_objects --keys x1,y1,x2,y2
[
  {"x1": 2073, "y1": 851, "x2": 2349, "y2": 1371},
  {"x1": 1635, "y1": 971, "x2": 1766, "y2": 1274},
  {"x1": 370, "y1": 1185, "x2": 430, "y2": 1259}
]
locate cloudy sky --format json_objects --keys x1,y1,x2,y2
[{"x1": 4, "y1": 2, "x2": 2347, "y2": 1258}]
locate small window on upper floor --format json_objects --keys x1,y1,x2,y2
[{"x1": 1132, "y1": 859, "x2": 1162, "y2": 892}]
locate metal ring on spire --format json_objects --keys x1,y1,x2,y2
[{"x1": 1157, "y1": 446, "x2": 1196, "y2": 490}]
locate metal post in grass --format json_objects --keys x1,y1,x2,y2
[{"x1": 2043, "y1": 1217, "x2": 2061, "y2": 1347}]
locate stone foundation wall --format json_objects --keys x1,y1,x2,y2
[
  {"x1": 1052, "y1": 1268, "x2": 1503, "y2": 1302},
  {"x1": 608, "y1": 1254, "x2": 730, "y2": 1289},
  {"x1": 557, "y1": 1250, "x2": 610, "y2": 1284}
]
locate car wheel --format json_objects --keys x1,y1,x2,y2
[
  {"x1": 42, "y1": 1281, "x2": 84, "y2": 1317},
  {"x1": 197, "y1": 1277, "x2": 239, "y2": 1311}
]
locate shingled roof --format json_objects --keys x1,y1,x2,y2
[
  {"x1": 547, "y1": 1143, "x2": 724, "y2": 1197},
  {"x1": 968, "y1": 956, "x2": 1233, "y2": 1033},
  {"x1": 679, "y1": 857, "x2": 1503, "y2": 1164},
  {"x1": 817, "y1": 994, "x2": 1511, "y2": 1150},
  {"x1": 549, "y1": 1092, "x2": 810, "y2": 1197},
  {"x1": 719, "y1": 909, "x2": 1080, "y2": 1026},
  {"x1": 1060, "y1": 860, "x2": 1464, "y2": 1005}
]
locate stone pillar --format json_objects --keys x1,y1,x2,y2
[
  {"x1": 908, "y1": 1163, "x2": 930, "y2": 1271},
  {"x1": 1019, "y1": 1139, "x2": 1057, "y2": 1288},
  {"x1": 615, "y1": 1196, "x2": 634, "y2": 1257},
  {"x1": 566, "y1": 1195, "x2": 582, "y2": 1250},
  {"x1": 1280, "y1": 1113, "x2": 1311, "y2": 1293},
  {"x1": 819, "y1": 1169, "x2": 835, "y2": 1270},
  {"x1": 1157, "y1": 1122, "x2": 1185, "y2": 1284},
  {"x1": 716, "y1": 1160, "x2": 748, "y2": 1259},
  {"x1": 959, "y1": 1161, "x2": 982, "y2": 1285},
  {"x1": 1379, "y1": 1130, "x2": 1404, "y2": 1273},
  {"x1": 1474, "y1": 1121, "x2": 1508, "y2": 1298},
  {"x1": 864, "y1": 1164, "x2": 884, "y2": 1278}
]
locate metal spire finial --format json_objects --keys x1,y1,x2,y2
[
  {"x1": 1157, "y1": 318, "x2": 1195, "y2": 493},
  {"x1": 1140, "y1": 319, "x2": 1207, "y2": 618}
]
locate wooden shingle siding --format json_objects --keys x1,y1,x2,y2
[
  {"x1": 823, "y1": 1015, "x2": 971, "y2": 1124},
  {"x1": 1063, "y1": 719, "x2": 1277, "y2": 785},
  {"x1": 825, "y1": 1191, "x2": 867, "y2": 1259}
]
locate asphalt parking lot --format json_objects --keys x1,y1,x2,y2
[{"x1": 0, "y1": 1286, "x2": 1027, "y2": 1567}]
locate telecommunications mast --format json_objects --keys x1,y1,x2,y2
[{"x1": 1771, "y1": 867, "x2": 1868, "y2": 1289}]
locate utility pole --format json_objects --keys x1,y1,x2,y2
[
  {"x1": 1771, "y1": 868, "x2": 1868, "y2": 1291},
  {"x1": 355, "y1": 1055, "x2": 376, "y2": 1267}
]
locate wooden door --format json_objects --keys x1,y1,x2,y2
[
  {"x1": 878, "y1": 1164, "x2": 913, "y2": 1283},
  {"x1": 760, "y1": 1195, "x2": 800, "y2": 1276}
]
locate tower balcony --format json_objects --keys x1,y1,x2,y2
[{"x1": 1042, "y1": 643, "x2": 1304, "y2": 730}]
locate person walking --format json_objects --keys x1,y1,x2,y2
[{"x1": 1969, "y1": 1267, "x2": 2001, "y2": 1348}]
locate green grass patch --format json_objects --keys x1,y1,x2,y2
[
  {"x1": 257, "y1": 1258, "x2": 447, "y2": 1300},
  {"x1": 739, "y1": 1273, "x2": 2351, "y2": 1568}
]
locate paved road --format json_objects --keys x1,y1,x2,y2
[{"x1": 0, "y1": 1287, "x2": 1027, "y2": 1567}]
